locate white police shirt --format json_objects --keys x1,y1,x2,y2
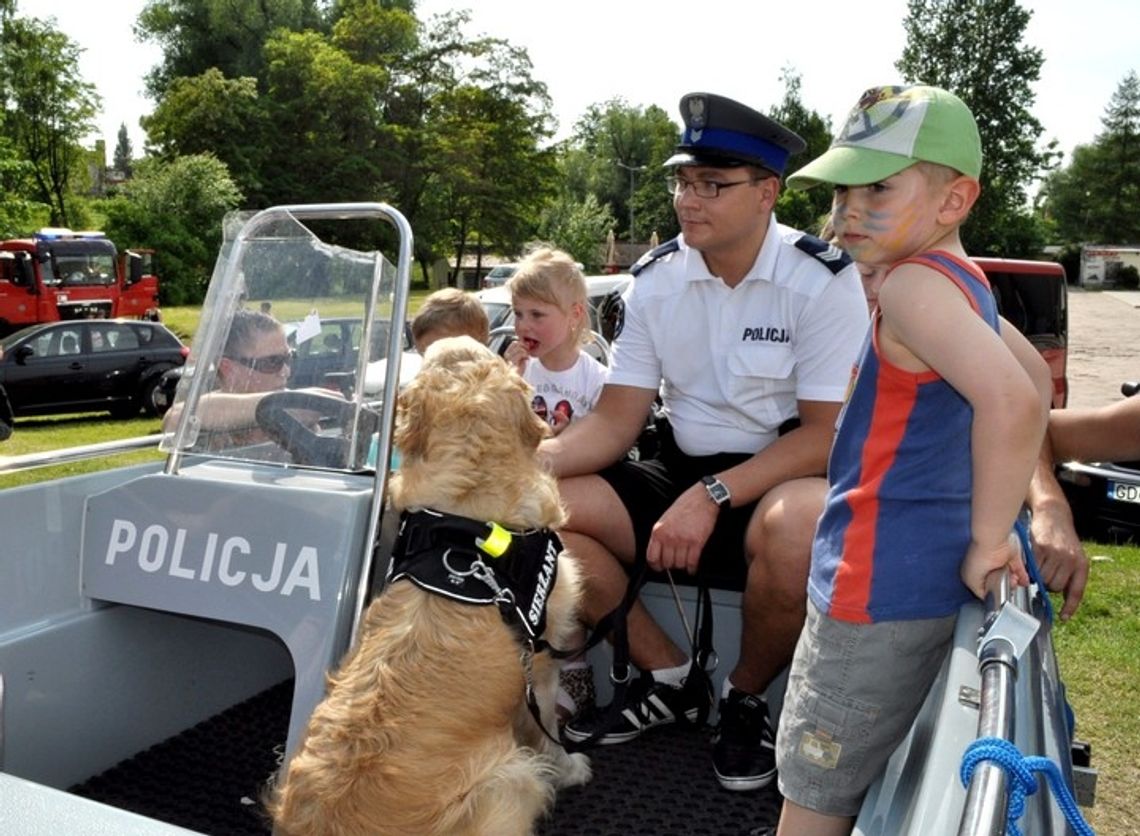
[{"x1": 607, "y1": 218, "x2": 868, "y2": 457}]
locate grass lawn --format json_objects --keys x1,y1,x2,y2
[
  {"x1": 1052, "y1": 543, "x2": 1140, "y2": 834},
  {"x1": 159, "y1": 287, "x2": 436, "y2": 345}
]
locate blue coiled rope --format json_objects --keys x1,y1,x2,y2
[{"x1": 960, "y1": 737, "x2": 1094, "y2": 835}]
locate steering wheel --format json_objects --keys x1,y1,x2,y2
[
  {"x1": 488, "y1": 325, "x2": 518, "y2": 358},
  {"x1": 254, "y1": 389, "x2": 379, "y2": 469}
]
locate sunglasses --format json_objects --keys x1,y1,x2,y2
[{"x1": 226, "y1": 351, "x2": 293, "y2": 373}]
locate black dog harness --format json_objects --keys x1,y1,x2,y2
[{"x1": 387, "y1": 508, "x2": 563, "y2": 644}]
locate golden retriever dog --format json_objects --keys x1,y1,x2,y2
[{"x1": 269, "y1": 336, "x2": 590, "y2": 835}]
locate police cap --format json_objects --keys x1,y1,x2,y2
[{"x1": 664, "y1": 92, "x2": 806, "y2": 176}]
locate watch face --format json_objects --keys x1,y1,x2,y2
[{"x1": 703, "y1": 476, "x2": 730, "y2": 506}]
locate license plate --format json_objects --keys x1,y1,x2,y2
[{"x1": 1106, "y1": 481, "x2": 1140, "y2": 504}]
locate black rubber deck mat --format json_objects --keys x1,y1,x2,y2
[
  {"x1": 538, "y1": 725, "x2": 782, "y2": 836},
  {"x1": 69, "y1": 681, "x2": 781, "y2": 835},
  {"x1": 69, "y1": 680, "x2": 291, "y2": 835}
]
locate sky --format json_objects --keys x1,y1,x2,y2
[{"x1": 20, "y1": 0, "x2": 1140, "y2": 167}]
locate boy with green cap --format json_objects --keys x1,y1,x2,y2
[{"x1": 773, "y1": 85, "x2": 1052, "y2": 833}]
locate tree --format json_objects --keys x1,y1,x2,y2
[
  {"x1": 258, "y1": 30, "x2": 389, "y2": 206},
  {"x1": 142, "y1": 69, "x2": 267, "y2": 202},
  {"x1": 136, "y1": 0, "x2": 325, "y2": 99},
  {"x1": 134, "y1": 2, "x2": 562, "y2": 281},
  {"x1": 428, "y1": 67, "x2": 557, "y2": 282},
  {"x1": 102, "y1": 153, "x2": 243, "y2": 304},
  {"x1": 1042, "y1": 71, "x2": 1140, "y2": 245},
  {"x1": 566, "y1": 99, "x2": 679, "y2": 244},
  {"x1": 1095, "y1": 70, "x2": 1140, "y2": 241},
  {"x1": 896, "y1": 0, "x2": 1055, "y2": 256},
  {"x1": 0, "y1": 15, "x2": 100, "y2": 226},
  {"x1": 537, "y1": 193, "x2": 615, "y2": 272},
  {"x1": 0, "y1": 135, "x2": 47, "y2": 236},
  {"x1": 769, "y1": 67, "x2": 834, "y2": 234},
  {"x1": 376, "y1": 11, "x2": 558, "y2": 282},
  {"x1": 113, "y1": 122, "x2": 133, "y2": 177}
]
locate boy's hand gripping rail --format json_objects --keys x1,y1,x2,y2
[{"x1": 958, "y1": 568, "x2": 1041, "y2": 836}]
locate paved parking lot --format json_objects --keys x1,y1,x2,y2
[{"x1": 1066, "y1": 288, "x2": 1140, "y2": 408}]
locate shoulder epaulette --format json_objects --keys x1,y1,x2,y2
[
  {"x1": 793, "y1": 233, "x2": 851, "y2": 275},
  {"x1": 630, "y1": 237, "x2": 681, "y2": 277}
]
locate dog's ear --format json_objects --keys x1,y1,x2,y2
[
  {"x1": 394, "y1": 372, "x2": 435, "y2": 458},
  {"x1": 511, "y1": 375, "x2": 550, "y2": 451}
]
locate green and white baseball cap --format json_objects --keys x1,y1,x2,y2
[{"x1": 786, "y1": 85, "x2": 981, "y2": 190}]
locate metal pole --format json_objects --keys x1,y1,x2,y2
[{"x1": 617, "y1": 163, "x2": 646, "y2": 243}]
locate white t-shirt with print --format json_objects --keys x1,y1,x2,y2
[{"x1": 522, "y1": 351, "x2": 607, "y2": 427}]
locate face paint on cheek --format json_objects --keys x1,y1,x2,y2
[
  {"x1": 880, "y1": 205, "x2": 924, "y2": 249},
  {"x1": 862, "y1": 209, "x2": 892, "y2": 234}
]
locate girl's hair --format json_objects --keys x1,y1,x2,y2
[
  {"x1": 506, "y1": 247, "x2": 590, "y2": 344},
  {"x1": 224, "y1": 308, "x2": 282, "y2": 358}
]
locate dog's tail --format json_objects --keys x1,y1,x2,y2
[
  {"x1": 438, "y1": 743, "x2": 559, "y2": 836},
  {"x1": 268, "y1": 740, "x2": 558, "y2": 835}
]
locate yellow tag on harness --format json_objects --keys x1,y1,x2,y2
[{"x1": 477, "y1": 522, "x2": 512, "y2": 558}]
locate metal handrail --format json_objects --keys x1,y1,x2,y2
[
  {"x1": 958, "y1": 570, "x2": 1017, "y2": 836},
  {"x1": 0, "y1": 434, "x2": 162, "y2": 475}
]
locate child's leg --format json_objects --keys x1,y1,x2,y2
[
  {"x1": 776, "y1": 602, "x2": 957, "y2": 827},
  {"x1": 776, "y1": 800, "x2": 853, "y2": 836},
  {"x1": 556, "y1": 624, "x2": 595, "y2": 724}
]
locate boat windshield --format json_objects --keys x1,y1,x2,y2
[{"x1": 159, "y1": 209, "x2": 402, "y2": 472}]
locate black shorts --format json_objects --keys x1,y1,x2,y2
[{"x1": 598, "y1": 420, "x2": 756, "y2": 589}]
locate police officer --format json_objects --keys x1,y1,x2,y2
[{"x1": 542, "y1": 92, "x2": 868, "y2": 791}]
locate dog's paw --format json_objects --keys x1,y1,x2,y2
[{"x1": 552, "y1": 751, "x2": 592, "y2": 789}]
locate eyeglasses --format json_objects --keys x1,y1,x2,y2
[
  {"x1": 666, "y1": 175, "x2": 764, "y2": 199},
  {"x1": 226, "y1": 351, "x2": 293, "y2": 373}
]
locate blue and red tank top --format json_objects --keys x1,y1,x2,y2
[{"x1": 809, "y1": 251, "x2": 999, "y2": 624}]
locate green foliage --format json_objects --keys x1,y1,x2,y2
[
  {"x1": 0, "y1": 15, "x2": 100, "y2": 226},
  {"x1": 102, "y1": 154, "x2": 243, "y2": 305},
  {"x1": 136, "y1": 0, "x2": 324, "y2": 99},
  {"x1": 897, "y1": 0, "x2": 1055, "y2": 257},
  {"x1": 133, "y1": 5, "x2": 558, "y2": 282},
  {"x1": 537, "y1": 193, "x2": 615, "y2": 272},
  {"x1": 0, "y1": 135, "x2": 48, "y2": 236},
  {"x1": 113, "y1": 123, "x2": 133, "y2": 177},
  {"x1": 141, "y1": 69, "x2": 267, "y2": 203},
  {"x1": 565, "y1": 99, "x2": 680, "y2": 243},
  {"x1": 259, "y1": 30, "x2": 388, "y2": 205},
  {"x1": 1043, "y1": 71, "x2": 1140, "y2": 246},
  {"x1": 769, "y1": 67, "x2": 834, "y2": 233}
]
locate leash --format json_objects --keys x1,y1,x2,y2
[
  {"x1": 557, "y1": 560, "x2": 716, "y2": 753},
  {"x1": 387, "y1": 507, "x2": 715, "y2": 751}
]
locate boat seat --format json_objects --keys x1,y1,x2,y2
[{"x1": 80, "y1": 460, "x2": 380, "y2": 759}]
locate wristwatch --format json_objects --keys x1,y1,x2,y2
[{"x1": 701, "y1": 475, "x2": 732, "y2": 510}]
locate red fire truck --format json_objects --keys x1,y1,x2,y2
[{"x1": 0, "y1": 228, "x2": 161, "y2": 337}]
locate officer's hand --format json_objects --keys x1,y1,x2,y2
[
  {"x1": 1029, "y1": 500, "x2": 1089, "y2": 620},
  {"x1": 646, "y1": 484, "x2": 718, "y2": 575}
]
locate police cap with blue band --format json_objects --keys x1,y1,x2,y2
[{"x1": 664, "y1": 92, "x2": 806, "y2": 176}]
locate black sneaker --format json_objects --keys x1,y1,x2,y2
[
  {"x1": 562, "y1": 669, "x2": 711, "y2": 745},
  {"x1": 712, "y1": 689, "x2": 777, "y2": 791}
]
